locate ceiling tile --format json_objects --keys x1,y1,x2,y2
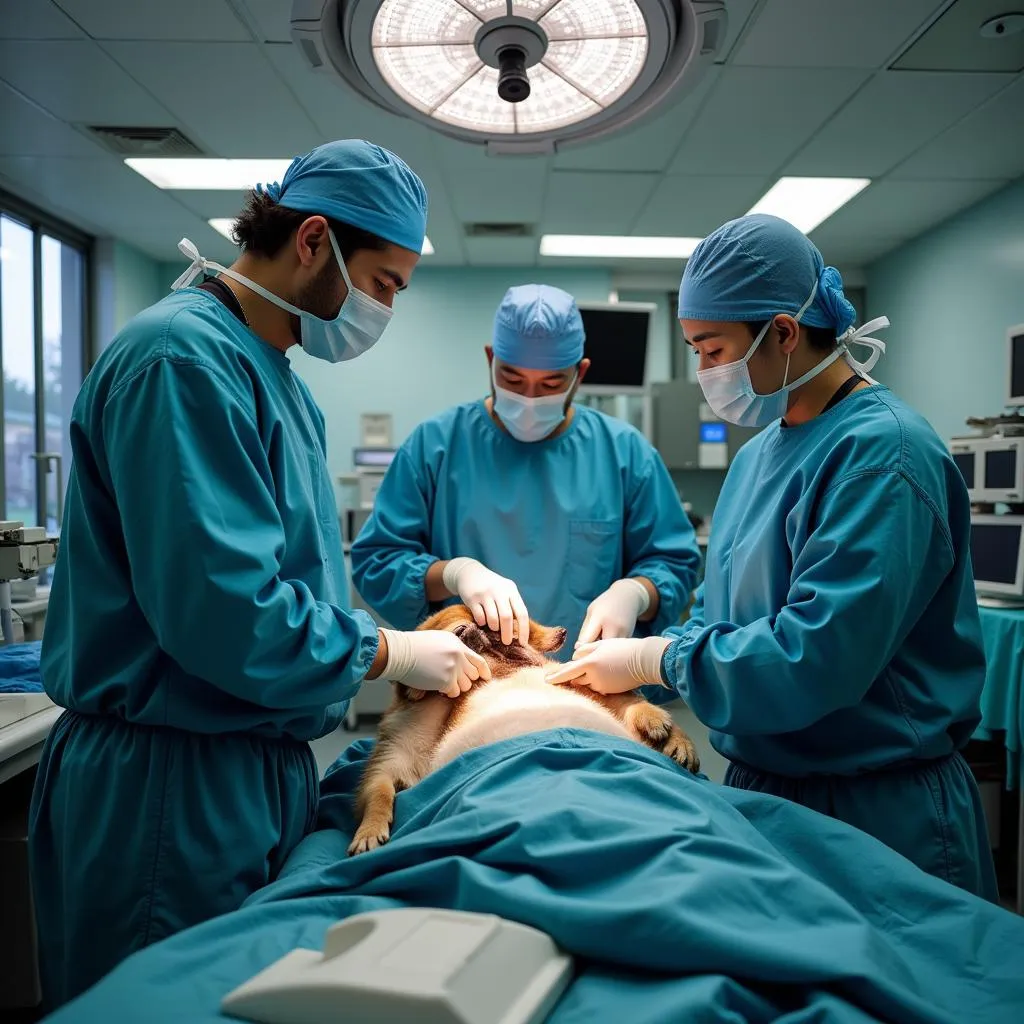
[
  {"x1": 55, "y1": 0, "x2": 251, "y2": 42},
  {"x1": 668, "y1": 66, "x2": 870, "y2": 175},
  {"x1": 0, "y1": 81, "x2": 105, "y2": 157},
  {"x1": 237, "y1": 0, "x2": 295, "y2": 43},
  {"x1": 102, "y1": 41, "x2": 320, "y2": 156},
  {"x1": 786, "y1": 71, "x2": 1015, "y2": 177},
  {"x1": 465, "y1": 236, "x2": 538, "y2": 266},
  {"x1": 0, "y1": 155, "x2": 212, "y2": 259},
  {"x1": 631, "y1": 174, "x2": 772, "y2": 235},
  {"x1": 543, "y1": 172, "x2": 660, "y2": 233},
  {"x1": 0, "y1": 0, "x2": 85, "y2": 39},
  {"x1": 890, "y1": 75, "x2": 1024, "y2": 180},
  {"x1": 732, "y1": 0, "x2": 945, "y2": 69},
  {"x1": 894, "y1": 0, "x2": 1024, "y2": 73},
  {"x1": 434, "y1": 142, "x2": 549, "y2": 225},
  {"x1": 552, "y1": 67, "x2": 722, "y2": 173},
  {"x1": 0, "y1": 39, "x2": 173, "y2": 123},
  {"x1": 812, "y1": 235, "x2": 910, "y2": 267},
  {"x1": 262, "y1": 43, "x2": 440, "y2": 172},
  {"x1": 809, "y1": 178, "x2": 1007, "y2": 258}
]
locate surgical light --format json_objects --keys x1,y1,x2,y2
[{"x1": 289, "y1": 0, "x2": 728, "y2": 154}]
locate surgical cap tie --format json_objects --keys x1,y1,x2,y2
[
  {"x1": 838, "y1": 316, "x2": 890, "y2": 380},
  {"x1": 256, "y1": 180, "x2": 282, "y2": 202},
  {"x1": 171, "y1": 238, "x2": 214, "y2": 291}
]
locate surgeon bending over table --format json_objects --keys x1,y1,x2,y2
[
  {"x1": 29, "y1": 140, "x2": 491, "y2": 1010},
  {"x1": 550, "y1": 214, "x2": 999, "y2": 901},
  {"x1": 352, "y1": 283, "x2": 701, "y2": 659}
]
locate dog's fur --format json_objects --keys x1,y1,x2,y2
[{"x1": 349, "y1": 605, "x2": 699, "y2": 855}]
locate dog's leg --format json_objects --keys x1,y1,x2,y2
[
  {"x1": 349, "y1": 695, "x2": 454, "y2": 856},
  {"x1": 584, "y1": 691, "x2": 701, "y2": 773}
]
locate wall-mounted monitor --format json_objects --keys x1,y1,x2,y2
[
  {"x1": 949, "y1": 436, "x2": 1024, "y2": 503},
  {"x1": 577, "y1": 302, "x2": 654, "y2": 395}
]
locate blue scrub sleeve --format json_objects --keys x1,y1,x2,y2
[
  {"x1": 663, "y1": 469, "x2": 954, "y2": 735},
  {"x1": 349, "y1": 447, "x2": 436, "y2": 629},
  {"x1": 103, "y1": 357, "x2": 378, "y2": 709},
  {"x1": 624, "y1": 453, "x2": 701, "y2": 635},
  {"x1": 641, "y1": 584, "x2": 707, "y2": 706}
]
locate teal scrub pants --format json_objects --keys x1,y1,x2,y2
[
  {"x1": 29, "y1": 711, "x2": 319, "y2": 1010},
  {"x1": 726, "y1": 752, "x2": 999, "y2": 902}
]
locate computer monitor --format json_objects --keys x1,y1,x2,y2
[
  {"x1": 970, "y1": 514, "x2": 1024, "y2": 599},
  {"x1": 1009, "y1": 324, "x2": 1024, "y2": 408},
  {"x1": 949, "y1": 437, "x2": 1024, "y2": 503},
  {"x1": 577, "y1": 302, "x2": 654, "y2": 395},
  {"x1": 352, "y1": 447, "x2": 397, "y2": 470}
]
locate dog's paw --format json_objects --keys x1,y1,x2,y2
[
  {"x1": 348, "y1": 822, "x2": 391, "y2": 856},
  {"x1": 663, "y1": 725, "x2": 700, "y2": 773},
  {"x1": 624, "y1": 701, "x2": 673, "y2": 746}
]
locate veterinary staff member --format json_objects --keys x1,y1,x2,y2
[
  {"x1": 30, "y1": 140, "x2": 490, "y2": 1008},
  {"x1": 549, "y1": 214, "x2": 998, "y2": 901},
  {"x1": 351, "y1": 284, "x2": 701, "y2": 660}
]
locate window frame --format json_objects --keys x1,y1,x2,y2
[{"x1": 0, "y1": 188, "x2": 92, "y2": 526}]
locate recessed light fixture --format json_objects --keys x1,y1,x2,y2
[
  {"x1": 540, "y1": 235, "x2": 702, "y2": 259},
  {"x1": 747, "y1": 177, "x2": 871, "y2": 234},
  {"x1": 290, "y1": 0, "x2": 728, "y2": 153},
  {"x1": 208, "y1": 218, "x2": 435, "y2": 255},
  {"x1": 126, "y1": 158, "x2": 293, "y2": 190}
]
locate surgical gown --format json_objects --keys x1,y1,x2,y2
[
  {"x1": 655, "y1": 385, "x2": 997, "y2": 899},
  {"x1": 350, "y1": 401, "x2": 700, "y2": 657},
  {"x1": 29, "y1": 288, "x2": 379, "y2": 1008}
]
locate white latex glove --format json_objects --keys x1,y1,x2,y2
[
  {"x1": 380, "y1": 628, "x2": 491, "y2": 699},
  {"x1": 545, "y1": 637, "x2": 671, "y2": 695},
  {"x1": 576, "y1": 578, "x2": 651, "y2": 648},
  {"x1": 442, "y1": 557, "x2": 529, "y2": 647}
]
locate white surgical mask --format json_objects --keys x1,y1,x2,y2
[
  {"x1": 171, "y1": 232, "x2": 393, "y2": 363},
  {"x1": 696, "y1": 280, "x2": 889, "y2": 428},
  {"x1": 492, "y1": 366, "x2": 575, "y2": 443}
]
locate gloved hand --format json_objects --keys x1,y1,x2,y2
[
  {"x1": 545, "y1": 637, "x2": 671, "y2": 695},
  {"x1": 442, "y1": 557, "x2": 529, "y2": 647},
  {"x1": 379, "y1": 628, "x2": 491, "y2": 699},
  {"x1": 576, "y1": 578, "x2": 651, "y2": 648}
]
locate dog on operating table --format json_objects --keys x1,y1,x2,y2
[{"x1": 349, "y1": 604, "x2": 700, "y2": 855}]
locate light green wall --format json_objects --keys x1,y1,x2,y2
[
  {"x1": 866, "y1": 177, "x2": 1024, "y2": 442},
  {"x1": 290, "y1": 265, "x2": 625, "y2": 482}
]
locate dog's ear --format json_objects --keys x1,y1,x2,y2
[{"x1": 529, "y1": 621, "x2": 567, "y2": 653}]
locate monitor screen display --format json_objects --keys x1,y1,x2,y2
[
  {"x1": 700, "y1": 422, "x2": 727, "y2": 443},
  {"x1": 970, "y1": 521, "x2": 1022, "y2": 586},
  {"x1": 353, "y1": 447, "x2": 396, "y2": 468},
  {"x1": 1012, "y1": 331, "x2": 1024, "y2": 402},
  {"x1": 984, "y1": 448, "x2": 1016, "y2": 490},
  {"x1": 952, "y1": 451, "x2": 975, "y2": 487},
  {"x1": 578, "y1": 307, "x2": 649, "y2": 387}
]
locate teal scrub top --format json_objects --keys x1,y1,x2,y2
[
  {"x1": 40, "y1": 288, "x2": 379, "y2": 741},
  {"x1": 658, "y1": 386, "x2": 985, "y2": 776},
  {"x1": 351, "y1": 401, "x2": 701, "y2": 657}
]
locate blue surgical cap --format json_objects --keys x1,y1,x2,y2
[
  {"x1": 493, "y1": 284, "x2": 585, "y2": 370},
  {"x1": 256, "y1": 140, "x2": 428, "y2": 254},
  {"x1": 678, "y1": 214, "x2": 856, "y2": 336}
]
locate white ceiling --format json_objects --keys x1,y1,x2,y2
[{"x1": 0, "y1": 0, "x2": 1021, "y2": 273}]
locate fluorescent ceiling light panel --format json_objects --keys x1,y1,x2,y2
[
  {"x1": 540, "y1": 235, "x2": 702, "y2": 259},
  {"x1": 747, "y1": 177, "x2": 871, "y2": 234},
  {"x1": 126, "y1": 158, "x2": 292, "y2": 190},
  {"x1": 208, "y1": 219, "x2": 434, "y2": 256}
]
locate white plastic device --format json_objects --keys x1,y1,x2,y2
[{"x1": 220, "y1": 908, "x2": 574, "y2": 1024}]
